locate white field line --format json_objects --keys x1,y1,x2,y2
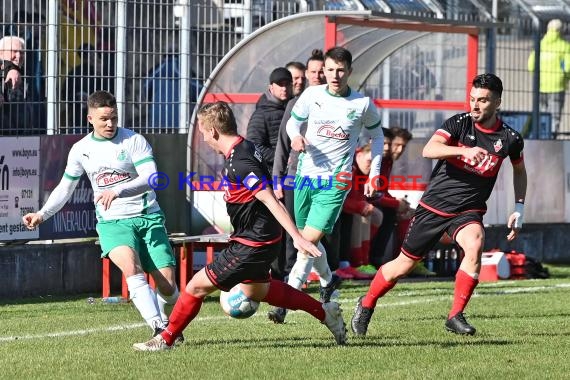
[{"x1": 1, "y1": 282, "x2": 568, "y2": 343}]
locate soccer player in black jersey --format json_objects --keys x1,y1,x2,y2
[
  {"x1": 352, "y1": 73, "x2": 527, "y2": 336},
  {"x1": 134, "y1": 101, "x2": 347, "y2": 351}
]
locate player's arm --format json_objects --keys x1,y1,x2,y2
[
  {"x1": 254, "y1": 188, "x2": 321, "y2": 257},
  {"x1": 94, "y1": 159, "x2": 158, "y2": 211},
  {"x1": 22, "y1": 175, "x2": 80, "y2": 229},
  {"x1": 507, "y1": 160, "x2": 527, "y2": 241},
  {"x1": 423, "y1": 132, "x2": 488, "y2": 162},
  {"x1": 286, "y1": 112, "x2": 309, "y2": 153},
  {"x1": 23, "y1": 146, "x2": 84, "y2": 229}
]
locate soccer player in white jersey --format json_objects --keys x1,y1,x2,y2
[
  {"x1": 280, "y1": 47, "x2": 384, "y2": 322},
  {"x1": 22, "y1": 91, "x2": 180, "y2": 339}
]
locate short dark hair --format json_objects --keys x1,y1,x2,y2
[
  {"x1": 87, "y1": 91, "x2": 116, "y2": 109},
  {"x1": 197, "y1": 101, "x2": 238, "y2": 135},
  {"x1": 382, "y1": 127, "x2": 394, "y2": 140},
  {"x1": 472, "y1": 73, "x2": 503, "y2": 98},
  {"x1": 324, "y1": 47, "x2": 352, "y2": 69},
  {"x1": 286, "y1": 61, "x2": 306, "y2": 72},
  {"x1": 306, "y1": 49, "x2": 324, "y2": 67},
  {"x1": 390, "y1": 126, "x2": 413, "y2": 142}
]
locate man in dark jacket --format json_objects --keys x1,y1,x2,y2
[
  {"x1": 246, "y1": 67, "x2": 292, "y2": 169},
  {"x1": 1, "y1": 35, "x2": 31, "y2": 135}
]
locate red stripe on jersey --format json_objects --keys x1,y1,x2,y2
[
  {"x1": 224, "y1": 184, "x2": 256, "y2": 204},
  {"x1": 230, "y1": 235, "x2": 281, "y2": 247},
  {"x1": 474, "y1": 118, "x2": 502, "y2": 133},
  {"x1": 435, "y1": 129, "x2": 451, "y2": 140},
  {"x1": 419, "y1": 201, "x2": 487, "y2": 217},
  {"x1": 225, "y1": 136, "x2": 244, "y2": 159}
]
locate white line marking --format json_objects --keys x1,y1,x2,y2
[
  {"x1": 1, "y1": 282, "x2": 568, "y2": 343},
  {"x1": 0, "y1": 323, "x2": 146, "y2": 343}
]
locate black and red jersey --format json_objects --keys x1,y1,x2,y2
[
  {"x1": 419, "y1": 113, "x2": 524, "y2": 216},
  {"x1": 222, "y1": 136, "x2": 281, "y2": 246}
]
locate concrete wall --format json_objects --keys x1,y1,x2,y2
[
  {"x1": 485, "y1": 224, "x2": 570, "y2": 264},
  {"x1": 0, "y1": 242, "x2": 121, "y2": 300}
]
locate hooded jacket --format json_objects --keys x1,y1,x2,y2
[
  {"x1": 246, "y1": 90, "x2": 289, "y2": 169},
  {"x1": 528, "y1": 29, "x2": 570, "y2": 93}
]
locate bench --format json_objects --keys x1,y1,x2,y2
[{"x1": 101, "y1": 233, "x2": 230, "y2": 298}]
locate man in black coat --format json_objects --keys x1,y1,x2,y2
[{"x1": 246, "y1": 67, "x2": 293, "y2": 169}]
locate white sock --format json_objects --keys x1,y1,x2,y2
[
  {"x1": 287, "y1": 252, "x2": 314, "y2": 289},
  {"x1": 312, "y1": 242, "x2": 332, "y2": 287},
  {"x1": 126, "y1": 273, "x2": 164, "y2": 331},
  {"x1": 157, "y1": 286, "x2": 179, "y2": 324}
]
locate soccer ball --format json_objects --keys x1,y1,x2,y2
[{"x1": 219, "y1": 284, "x2": 260, "y2": 319}]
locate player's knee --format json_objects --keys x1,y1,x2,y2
[
  {"x1": 461, "y1": 237, "x2": 484, "y2": 257},
  {"x1": 395, "y1": 254, "x2": 418, "y2": 277}
]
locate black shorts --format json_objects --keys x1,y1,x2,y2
[
  {"x1": 204, "y1": 241, "x2": 279, "y2": 291},
  {"x1": 401, "y1": 205, "x2": 483, "y2": 260}
]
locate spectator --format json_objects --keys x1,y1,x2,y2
[
  {"x1": 0, "y1": 35, "x2": 30, "y2": 135},
  {"x1": 5, "y1": 11, "x2": 47, "y2": 135},
  {"x1": 337, "y1": 142, "x2": 384, "y2": 280},
  {"x1": 528, "y1": 19, "x2": 570, "y2": 139},
  {"x1": 4, "y1": 10, "x2": 47, "y2": 134},
  {"x1": 371, "y1": 126, "x2": 434, "y2": 277},
  {"x1": 286, "y1": 61, "x2": 306, "y2": 97},
  {"x1": 268, "y1": 50, "x2": 325, "y2": 289},
  {"x1": 246, "y1": 67, "x2": 292, "y2": 169},
  {"x1": 370, "y1": 126, "x2": 413, "y2": 267}
]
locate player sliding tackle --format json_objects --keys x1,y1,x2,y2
[{"x1": 133, "y1": 101, "x2": 347, "y2": 351}]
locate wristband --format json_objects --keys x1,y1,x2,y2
[{"x1": 513, "y1": 202, "x2": 524, "y2": 228}]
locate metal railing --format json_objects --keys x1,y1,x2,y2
[{"x1": 0, "y1": 0, "x2": 568, "y2": 139}]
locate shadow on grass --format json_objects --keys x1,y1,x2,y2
[
  {"x1": 186, "y1": 334, "x2": 518, "y2": 349},
  {"x1": 178, "y1": 335, "x2": 349, "y2": 349},
  {"x1": 472, "y1": 311, "x2": 570, "y2": 320},
  {"x1": 347, "y1": 336, "x2": 516, "y2": 348}
]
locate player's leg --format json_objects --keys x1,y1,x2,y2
[
  {"x1": 286, "y1": 182, "x2": 318, "y2": 289},
  {"x1": 139, "y1": 212, "x2": 180, "y2": 325},
  {"x1": 98, "y1": 219, "x2": 164, "y2": 332},
  {"x1": 352, "y1": 206, "x2": 442, "y2": 336},
  {"x1": 250, "y1": 280, "x2": 347, "y2": 345},
  {"x1": 445, "y1": 215, "x2": 484, "y2": 335},
  {"x1": 133, "y1": 268, "x2": 217, "y2": 351},
  {"x1": 308, "y1": 184, "x2": 347, "y2": 289},
  {"x1": 232, "y1": 244, "x2": 347, "y2": 345}
]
